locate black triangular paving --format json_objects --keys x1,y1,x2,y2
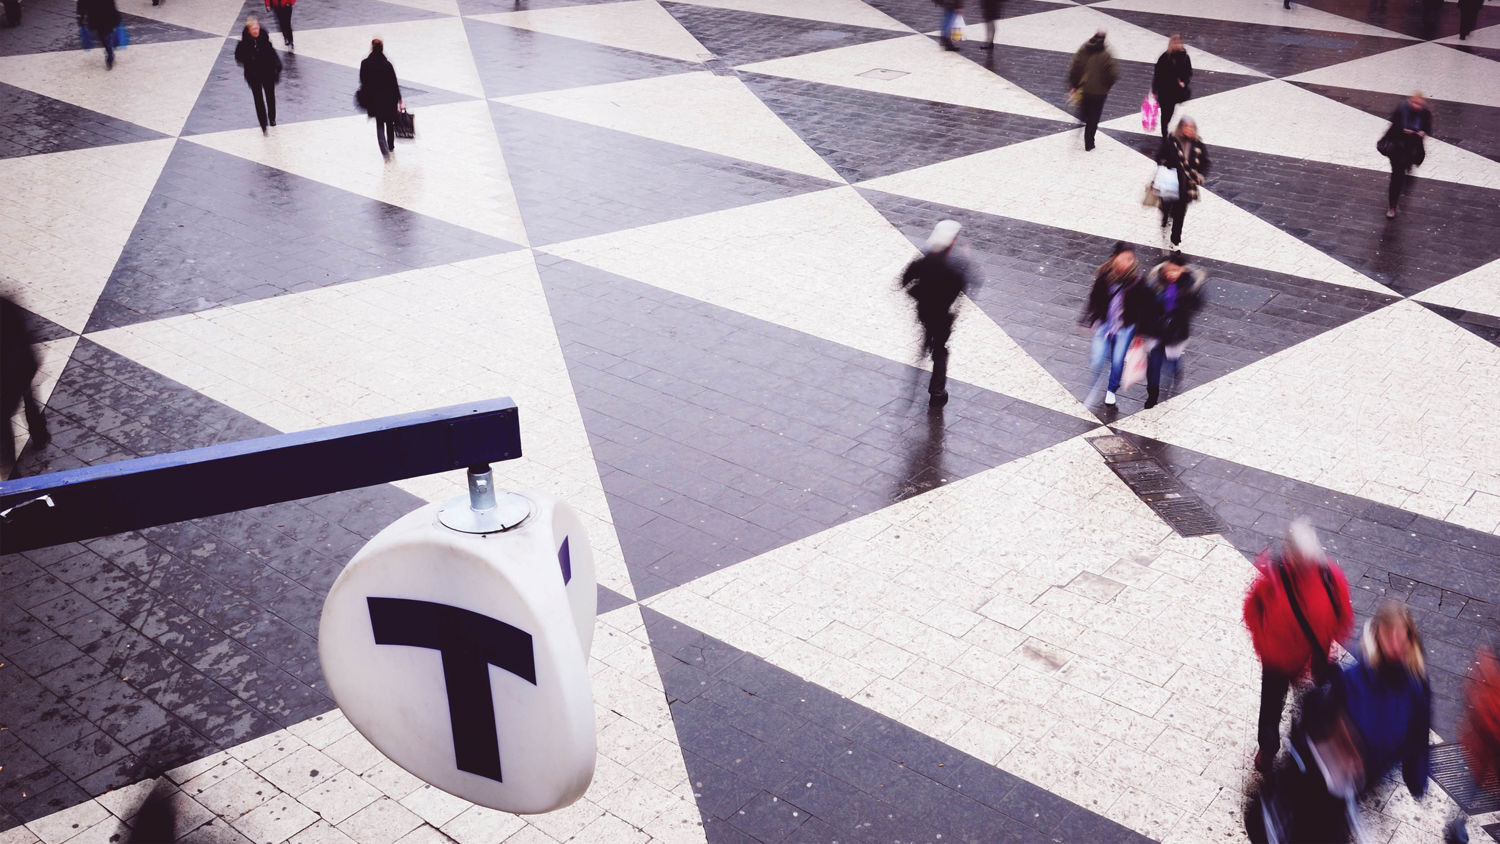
[
  {"x1": 1113, "y1": 429, "x2": 1500, "y2": 740},
  {"x1": 458, "y1": 0, "x2": 634, "y2": 13},
  {"x1": 660, "y1": 2, "x2": 906, "y2": 66},
  {"x1": 1095, "y1": 8, "x2": 1416, "y2": 77},
  {"x1": 231, "y1": 0, "x2": 445, "y2": 36},
  {"x1": 1298, "y1": 0, "x2": 1500, "y2": 41},
  {"x1": 0, "y1": 82, "x2": 166, "y2": 159},
  {"x1": 597, "y1": 584, "x2": 633, "y2": 615},
  {"x1": 1292, "y1": 81, "x2": 1500, "y2": 164},
  {"x1": 0, "y1": 0, "x2": 217, "y2": 57},
  {"x1": 84, "y1": 141, "x2": 519, "y2": 331},
  {"x1": 536, "y1": 257, "x2": 1096, "y2": 599},
  {"x1": 641, "y1": 606, "x2": 1153, "y2": 844},
  {"x1": 1, "y1": 339, "x2": 419, "y2": 824},
  {"x1": 11, "y1": 300, "x2": 75, "y2": 344},
  {"x1": 955, "y1": 43, "x2": 1267, "y2": 125},
  {"x1": 464, "y1": 16, "x2": 704, "y2": 99},
  {"x1": 1446, "y1": 42, "x2": 1500, "y2": 63},
  {"x1": 1159, "y1": 135, "x2": 1500, "y2": 296},
  {"x1": 491, "y1": 102, "x2": 838, "y2": 246},
  {"x1": 859, "y1": 186, "x2": 1399, "y2": 418},
  {"x1": 182, "y1": 37, "x2": 472, "y2": 136},
  {"x1": 740, "y1": 71, "x2": 1076, "y2": 182},
  {"x1": 1418, "y1": 301, "x2": 1500, "y2": 349}
]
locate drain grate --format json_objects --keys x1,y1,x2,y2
[
  {"x1": 1110, "y1": 460, "x2": 1182, "y2": 497},
  {"x1": 1089, "y1": 435, "x2": 1226, "y2": 537},
  {"x1": 1149, "y1": 497, "x2": 1228, "y2": 537},
  {"x1": 1431, "y1": 743, "x2": 1500, "y2": 815}
]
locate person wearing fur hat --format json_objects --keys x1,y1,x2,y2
[
  {"x1": 1141, "y1": 252, "x2": 1205, "y2": 409},
  {"x1": 900, "y1": 220, "x2": 974, "y2": 407}
]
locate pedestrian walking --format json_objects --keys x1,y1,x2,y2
[
  {"x1": 1, "y1": 0, "x2": 20, "y2": 28},
  {"x1": 265, "y1": 0, "x2": 294, "y2": 49},
  {"x1": 76, "y1": 0, "x2": 121, "y2": 69},
  {"x1": 1080, "y1": 242, "x2": 1152, "y2": 407},
  {"x1": 359, "y1": 39, "x2": 404, "y2": 160},
  {"x1": 979, "y1": 0, "x2": 1000, "y2": 50},
  {"x1": 1243, "y1": 518, "x2": 1353, "y2": 774},
  {"x1": 1, "y1": 295, "x2": 50, "y2": 480},
  {"x1": 936, "y1": 0, "x2": 963, "y2": 52},
  {"x1": 1067, "y1": 30, "x2": 1118, "y2": 151},
  {"x1": 235, "y1": 16, "x2": 282, "y2": 133},
  {"x1": 1333, "y1": 602, "x2": 1431, "y2": 797},
  {"x1": 901, "y1": 220, "x2": 975, "y2": 408},
  {"x1": 1459, "y1": 0, "x2": 1486, "y2": 39},
  {"x1": 1448, "y1": 644, "x2": 1500, "y2": 842},
  {"x1": 1151, "y1": 34, "x2": 1192, "y2": 139},
  {"x1": 1378, "y1": 92, "x2": 1431, "y2": 219},
  {"x1": 1141, "y1": 252, "x2": 1203, "y2": 409},
  {"x1": 1155, "y1": 117, "x2": 1209, "y2": 249}
]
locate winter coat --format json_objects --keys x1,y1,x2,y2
[
  {"x1": 1244, "y1": 550, "x2": 1353, "y2": 677},
  {"x1": 76, "y1": 0, "x2": 120, "y2": 33},
  {"x1": 265, "y1": 0, "x2": 295, "y2": 7},
  {"x1": 1141, "y1": 262, "x2": 1204, "y2": 344},
  {"x1": 0, "y1": 296, "x2": 39, "y2": 397},
  {"x1": 1152, "y1": 49, "x2": 1192, "y2": 105},
  {"x1": 1332, "y1": 651, "x2": 1431, "y2": 797},
  {"x1": 1067, "y1": 35, "x2": 1118, "y2": 96},
  {"x1": 902, "y1": 249, "x2": 971, "y2": 328},
  {"x1": 1461, "y1": 647, "x2": 1500, "y2": 784},
  {"x1": 359, "y1": 52, "x2": 402, "y2": 121},
  {"x1": 1155, "y1": 135, "x2": 1210, "y2": 202},
  {"x1": 1380, "y1": 102, "x2": 1432, "y2": 166},
  {"x1": 235, "y1": 26, "x2": 281, "y2": 85},
  {"x1": 1081, "y1": 262, "x2": 1152, "y2": 331}
]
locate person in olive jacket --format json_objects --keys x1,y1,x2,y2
[
  {"x1": 235, "y1": 16, "x2": 282, "y2": 133},
  {"x1": 1151, "y1": 34, "x2": 1192, "y2": 139},
  {"x1": 1080, "y1": 242, "x2": 1153, "y2": 407},
  {"x1": 77, "y1": 0, "x2": 121, "y2": 68},
  {"x1": 1155, "y1": 117, "x2": 1210, "y2": 248},
  {"x1": 359, "y1": 39, "x2": 404, "y2": 160},
  {"x1": 1067, "y1": 30, "x2": 1119, "y2": 151}
]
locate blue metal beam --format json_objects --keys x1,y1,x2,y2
[{"x1": 0, "y1": 399, "x2": 521, "y2": 554}]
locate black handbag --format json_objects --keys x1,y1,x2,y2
[{"x1": 393, "y1": 110, "x2": 415, "y2": 140}]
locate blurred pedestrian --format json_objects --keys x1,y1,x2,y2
[
  {"x1": 936, "y1": 0, "x2": 963, "y2": 52},
  {"x1": 359, "y1": 39, "x2": 404, "y2": 160},
  {"x1": 1459, "y1": 0, "x2": 1485, "y2": 39},
  {"x1": 1335, "y1": 602, "x2": 1431, "y2": 797},
  {"x1": 1, "y1": 0, "x2": 20, "y2": 28},
  {"x1": 76, "y1": 0, "x2": 121, "y2": 69},
  {"x1": 1067, "y1": 31, "x2": 1118, "y2": 151},
  {"x1": 1152, "y1": 34, "x2": 1192, "y2": 139},
  {"x1": 1080, "y1": 242, "x2": 1151, "y2": 407},
  {"x1": 979, "y1": 0, "x2": 1000, "y2": 50},
  {"x1": 235, "y1": 15, "x2": 282, "y2": 133},
  {"x1": 901, "y1": 220, "x2": 974, "y2": 408},
  {"x1": 1141, "y1": 252, "x2": 1204, "y2": 409},
  {"x1": 1378, "y1": 92, "x2": 1431, "y2": 219},
  {"x1": 265, "y1": 0, "x2": 294, "y2": 49},
  {"x1": 1243, "y1": 518, "x2": 1353, "y2": 774},
  {"x1": 1155, "y1": 117, "x2": 1209, "y2": 249},
  {"x1": 1, "y1": 295, "x2": 50, "y2": 480},
  {"x1": 1449, "y1": 645, "x2": 1500, "y2": 842}
]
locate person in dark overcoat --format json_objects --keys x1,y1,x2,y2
[
  {"x1": 1154, "y1": 116, "x2": 1210, "y2": 248},
  {"x1": 235, "y1": 15, "x2": 282, "y2": 133},
  {"x1": 359, "y1": 39, "x2": 404, "y2": 160},
  {"x1": 1459, "y1": 0, "x2": 1486, "y2": 39},
  {"x1": 901, "y1": 220, "x2": 975, "y2": 407},
  {"x1": 1151, "y1": 34, "x2": 1192, "y2": 139},
  {"x1": 1379, "y1": 92, "x2": 1431, "y2": 219},
  {"x1": 1, "y1": 295, "x2": 49, "y2": 479},
  {"x1": 1067, "y1": 31, "x2": 1119, "y2": 151},
  {"x1": 76, "y1": 0, "x2": 121, "y2": 68},
  {"x1": 1139, "y1": 252, "x2": 1204, "y2": 409}
]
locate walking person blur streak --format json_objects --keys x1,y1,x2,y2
[
  {"x1": 1243, "y1": 519, "x2": 1353, "y2": 774},
  {"x1": 1459, "y1": 0, "x2": 1485, "y2": 40},
  {"x1": 901, "y1": 220, "x2": 975, "y2": 408},
  {"x1": 1067, "y1": 30, "x2": 1118, "y2": 151},
  {"x1": 1155, "y1": 117, "x2": 1209, "y2": 249},
  {"x1": 1334, "y1": 602, "x2": 1432, "y2": 801},
  {"x1": 1152, "y1": 34, "x2": 1192, "y2": 140},
  {"x1": 266, "y1": 0, "x2": 295, "y2": 49},
  {"x1": 979, "y1": 0, "x2": 1000, "y2": 51},
  {"x1": 1380, "y1": 92, "x2": 1431, "y2": 219},
  {"x1": 76, "y1": 0, "x2": 121, "y2": 69},
  {"x1": 936, "y1": 0, "x2": 963, "y2": 52},
  {"x1": 235, "y1": 15, "x2": 282, "y2": 134},
  {"x1": 1080, "y1": 242, "x2": 1151, "y2": 408},
  {"x1": 360, "y1": 39, "x2": 404, "y2": 161},
  {"x1": 1, "y1": 295, "x2": 50, "y2": 480},
  {"x1": 1141, "y1": 252, "x2": 1203, "y2": 409}
]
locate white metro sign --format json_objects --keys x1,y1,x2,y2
[{"x1": 319, "y1": 487, "x2": 597, "y2": 813}]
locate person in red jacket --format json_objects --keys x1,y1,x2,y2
[
  {"x1": 265, "y1": 0, "x2": 294, "y2": 49},
  {"x1": 1243, "y1": 518, "x2": 1353, "y2": 773}
]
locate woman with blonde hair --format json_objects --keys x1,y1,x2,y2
[{"x1": 1332, "y1": 601, "x2": 1431, "y2": 799}]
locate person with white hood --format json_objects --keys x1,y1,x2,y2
[{"x1": 900, "y1": 220, "x2": 975, "y2": 408}]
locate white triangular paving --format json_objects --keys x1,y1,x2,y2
[
  {"x1": 1092, "y1": 0, "x2": 1417, "y2": 39},
  {"x1": 1438, "y1": 23, "x2": 1500, "y2": 49},
  {"x1": 0, "y1": 139, "x2": 176, "y2": 334},
  {"x1": 381, "y1": 0, "x2": 462, "y2": 16},
  {"x1": 291, "y1": 17, "x2": 484, "y2": 99},
  {"x1": 129, "y1": 0, "x2": 245, "y2": 38},
  {"x1": 468, "y1": 1, "x2": 711, "y2": 62},
  {"x1": 187, "y1": 99, "x2": 529, "y2": 246},
  {"x1": 1412, "y1": 258, "x2": 1500, "y2": 319},
  {"x1": 859, "y1": 130, "x2": 1391, "y2": 294},
  {"x1": 1121, "y1": 300, "x2": 1500, "y2": 535},
  {"x1": 85, "y1": 250, "x2": 641, "y2": 597},
  {"x1": 1101, "y1": 79, "x2": 1500, "y2": 190},
  {"x1": 1287, "y1": 41, "x2": 1500, "y2": 108},
  {"x1": 496, "y1": 71, "x2": 842, "y2": 183},
  {"x1": 0, "y1": 38, "x2": 224, "y2": 136},
  {"x1": 542, "y1": 186, "x2": 1094, "y2": 421},
  {"x1": 979, "y1": 4, "x2": 1269, "y2": 77},
  {"x1": 666, "y1": 0, "x2": 912, "y2": 32},
  {"x1": 739, "y1": 34, "x2": 1078, "y2": 123}
]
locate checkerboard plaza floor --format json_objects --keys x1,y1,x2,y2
[{"x1": 3, "y1": 0, "x2": 1500, "y2": 841}]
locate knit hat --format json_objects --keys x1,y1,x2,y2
[
  {"x1": 926, "y1": 220, "x2": 961, "y2": 252},
  {"x1": 1111, "y1": 241, "x2": 1134, "y2": 257}
]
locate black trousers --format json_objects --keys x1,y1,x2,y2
[
  {"x1": 1388, "y1": 160, "x2": 1409, "y2": 209},
  {"x1": 0, "y1": 385, "x2": 48, "y2": 476},
  {"x1": 1460, "y1": 0, "x2": 1482, "y2": 37},
  {"x1": 376, "y1": 117, "x2": 396, "y2": 155},
  {"x1": 1159, "y1": 98, "x2": 1177, "y2": 138},
  {"x1": 921, "y1": 314, "x2": 954, "y2": 397},
  {"x1": 1258, "y1": 669, "x2": 1293, "y2": 763},
  {"x1": 1080, "y1": 93, "x2": 1107, "y2": 149},
  {"x1": 250, "y1": 80, "x2": 276, "y2": 129},
  {"x1": 271, "y1": 4, "x2": 293, "y2": 45},
  {"x1": 1160, "y1": 198, "x2": 1187, "y2": 245},
  {"x1": 1, "y1": 0, "x2": 20, "y2": 27}
]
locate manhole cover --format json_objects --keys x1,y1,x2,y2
[
  {"x1": 1431, "y1": 743, "x2": 1500, "y2": 815},
  {"x1": 1087, "y1": 435, "x2": 1139, "y2": 461},
  {"x1": 857, "y1": 68, "x2": 909, "y2": 81}
]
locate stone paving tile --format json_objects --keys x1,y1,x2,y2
[
  {"x1": 0, "y1": 83, "x2": 166, "y2": 159},
  {"x1": 865, "y1": 0, "x2": 1061, "y2": 31},
  {"x1": 1419, "y1": 302, "x2": 1500, "y2": 349},
  {"x1": 0, "y1": 0, "x2": 216, "y2": 57},
  {"x1": 1293, "y1": 81, "x2": 1500, "y2": 164},
  {"x1": 1300, "y1": 0, "x2": 1500, "y2": 40},
  {"x1": 229, "y1": 0, "x2": 445, "y2": 36},
  {"x1": 661, "y1": 2, "x2": 906, "y2": 66},
  {"x1": 463, "y1": 16, "x2": 704, "y2": 99}
]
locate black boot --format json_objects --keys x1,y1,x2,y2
[{"x1": 1144, "y1": 388, "x2": 1159, "y2": 409}]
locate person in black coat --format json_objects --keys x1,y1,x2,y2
[
  {"x1": 901, "y1": 220, "x2": 975, "y2": 407},
  {"x1": 1151, "y1": 34, "x2": 1192, "y2": 139},
  {"x1": 1459, "y1": 0, "x2": 1486, "y2": 39},
  {"x1": 1, "y1": 295, "x2": 49, "y2": 479},
  {"x1": 1155, "y1": 117, "x2": 1210, "y2": 248},
  {"x1": 359, "y1": 39, "x2": 404, "y2": 159},
  {"x1": 235, "y1": 16, "x2": 282, "y2": 133},
  {"x1": 1379, "y1": 92, "x2": 1431, "y2": 219},
  {"x1": 1140, "y1": 253, "x2": 1204, "y2": 408},
  {"x1": 1080, "y1": 242, "x2": 1153, "y2": 407},
  {"x1": 77, "y1": 0, "x2": 121, "y2": 68}
]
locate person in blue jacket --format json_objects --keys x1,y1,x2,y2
[{"x1": 1336, "y1": 600, "x2": 1431, "y2": 799}]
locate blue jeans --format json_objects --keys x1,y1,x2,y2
[
  {"x1": 101, "y1": 27, "x2": 116, "y2": 63},
  {"x1": 1090, "y1": 324, "x2": 1135, "y2": 393},
  {"x1": 941, "y1": 9, "x2": 957, "y2": 41}
]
